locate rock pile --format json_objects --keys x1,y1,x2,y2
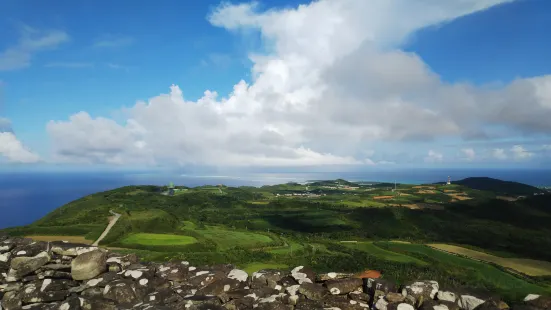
[{"x1": 1, "y1": 235, "x2": 550, "y2": 310}]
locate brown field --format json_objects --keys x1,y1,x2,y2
[
  {"x1": 417, "y1": 190, "x2": 436, "y2": 194},
  {"x1": 390, "y1": 203, "x2": 421, "y2": 209},
  {"x1": 428, "y1": 244, "x2": 551, "y2": 276},
  {"x1": 447, "y1": 193, "x2": 471, "y2": 201},
  {"x1": 373, "y1": 196, "x2": 394, "y2": 200},
  {"x1": 26, "y1": 235, "x2": 93, "y2": 244},
  {"x1": 443, "y1": 189, "x2": 457, "y2": 193},
  {"x1": 413, "y1": 186, "x2": 436, "y2": 189}
]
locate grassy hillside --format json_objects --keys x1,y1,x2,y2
[
  {"x1": 4, "y1": 178, "x2": 551, "y2": 302},
  {"x1": 452, "y1": 177, "x2": 543, "y2": 196}
]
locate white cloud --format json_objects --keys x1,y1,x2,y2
[
  {"x1": 543, "y1": 145, "x2": 551, "y2": 150},
  {"x1": 47, "y1": 0, "x2": 551, "y2": 167},
  {"x1": 510, "y1": 145, "x2": 533, "y2": 160},
  {"x1": 45, "y1": 62, "x2": 93, "y2": 68},
  {"x1": 0, "y1": 25, "x2": 69, "y2": 71},
  {"x1": 0, "y1": 132, "x2": 41, "y2": 163},
  {"x1": 492, "y1": 148, "x2": 507, "y2": 160},
  {"x1": 461, "y1": 148, "x2": 476, "y2": 161},
  {"x1": 93, "y1": 35, "x2": 134, "y2": 48},
  {"x1": 425, "y1": 150, "x2": 443, "y2": 163}
]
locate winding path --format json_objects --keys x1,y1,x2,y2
[{"x1": 92, "y1": 210, "x2": 121, "y2": 246}]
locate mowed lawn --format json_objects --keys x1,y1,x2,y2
[
  {"x1": 342, "y1": 242, "x2": 427, "y2": 265},
  {"x1": 428, "y1": 244, "x2": 551, "y2": 276},
  {"x1": 242, "y1": 262, "x2": 289, "y2": 274},
  {"x1": 121, "y1": 233, "x2": 198, "y2": 246},
  {"x1": 197, "y1": 226, "x2": 273, "y2": 250},
  {"x1": 377, "y1": 242, "x2": 547, "y2": 297}
]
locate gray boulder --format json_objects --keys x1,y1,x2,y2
[
  {"x1": 298, "y1": 282, "x2": 328, "y2": 301},
  {"x1": 71, "y1": 249, "x2": 107, "y2": 281},
  {"x1": 458, "y1": 295, "x2": 486, "y2": 310},
  {"x1": 325, "y1": 278, "x2": 363, "y2": 295},
  {"x1": 9, "y1": 251, "x2": 50, "y2": 278}
]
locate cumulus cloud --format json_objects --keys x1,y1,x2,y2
[
  {"x1": 462, "y1": 148, "x2": 476, "y2": 161},
  {"x1": 0, "y1": 132, "x2": 41, "y2": 163},
  {"x1": 47, "y1": 0, "x2": 550, "y2": 167},
  {"x1": 425, "y1": 150, "x2": 443, "y2": 163},
  {"x1": 0, "y1": 25, "x2": 68, "y2": 71},
  {"x1": 493, "y1": 148, "x2": 507, "y2": 160},
  {"x1": 510, "y1": 145, "x2": 533, "y2": 160}
]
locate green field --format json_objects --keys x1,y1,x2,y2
[
  {"x1": 341, "y1": 242, "x2": 427, "y2": 265},
  {"x1": 242, "y1": 262, "x2": 289, "y2": 274},
  {"x1": 121, "y1": 233, "x2": 198, "y2": 246},
  {"x1": 376, "y1": 242, "x2": 548, "y2": 299},
  {"x1": 269, "y1": 240, "x2": 305, "y2": 254},
  {"x1": 193, "y1": 226, "x2": 274, "y2": 250}
]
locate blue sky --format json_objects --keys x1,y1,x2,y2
[{"x1": 1, "y1": 0, "x2": 550, "y2": 170}]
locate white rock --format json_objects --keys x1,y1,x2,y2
[
  {"x1": 224, "y1": 284, "x2": 231, "y2": 292},
  {"x1": 286, "y1": 285, "x2": 300, "y2": 296},
  {"x1": 398, "y1": 304, "x2": 415, "y2": 310},
  {"x1": 327, "y1": 272, "x2": 337, "y2": 278},
  {"x1": 139, "y1": 278, "x2": 149, "y2": 286},
  {"x1": 181, "y1": 261, "x2": 189, "y2": 265},
  {"x1": 458, "y1": 295, "x2": 485, "y2": 310},
  {"x1": 330, "y1": 287, "x2": 341, "y2": 295},
  {"x1": 16, "y1": 251, "x2": 26, "y2": 256},
  {"x1": 0, "y1": 253, "x2": 9, "y2": 262},
  {"x1": 524, "y1": 294, "x2": 540, "y2": 302},
  {"x1": 195, "y1": 271, "x2": 209, "y2": 276},
  {"x1": 40, "y1": 279, "x2": 51, "y2": 292},
  {"x1": 59, "y1": 302, "x2": 70, "y2": 310},
  {"x1": 228, "y1": 269, "x2": 248, "y2": 282},
  {"x1": 437, "y1": 291, "x2": 457, "y2": 303},
  {"x1": 125, "y1": 270, "x2": 143, "y2": 279},
  {"x1": 188, "y1": 266, "x2": 196, "y2": 271},
  {"x1": 434, "y1": 305, "x2": 449, "y2": 310},
  {"x1": 375, "y1": 298, "x2": 388, "y2": 310},
  {"x1": 87, "y1": 278, "x2": 103, "y2": 287}
]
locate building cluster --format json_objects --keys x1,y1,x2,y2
[{"x1": 276, "y1": 192, "x2": 326, "y2": 198}]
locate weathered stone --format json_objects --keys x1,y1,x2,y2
[
  {"x1": 294, "y1": 298, "x2": 324, "y2": 310},
  {"x1": 317, "y1": 272, "x2": 355, "y2": 281},
  {"x1": 102, "y1": 279, "x2": 142, "y2": 305},
  {"x1": 71, "y1": 250, "x2": 107, "y2": 281},
  {"x1": 388, "y1": 302, "x2": 416, "y2": 310},
  {"x1": 1, "y1": 291, "x2": 22, "y2": 310},
  {"x1": 402, "y1": 280, "x2": 439, "y2": 300},
  {"x1": 458, "y1": 295, "x2": 486, "y2": 310},
  {"x1": 524, "y1": 294, "x2": 551, "y2": 310},
  {"x1": 325, "y1": 278, "x2": 363, "y2": 295},
  {"x1": 476, "y1": 299, "x2": 510, "y2": 310},
  {"x1": 198, "y1": 277, "x2": 244, "y2": 296},
  {"x1": 298, "y1": 282, "x2": 328, "y2": 301},
  {"x1": 291, "y1": 266, "x2": 315, "y2": 284},
  {"x1": 50, "y1": 241, "x2": 97, "y2": 257},
  {"x1": 366, "y1": 278, "x2": 396, "y2": 297},
  {"x1": 386, "y1": 292, "x2": 406, "y2": 303},
  {"x1": 349, "y1": 291, "x2": 371, "y2": 303},
  {"x1": 9, "y1": 252, "x2": 50, "y2": 278},
  {"x1": 438, "y1": 291, "x2": 457, "y2": 303}
]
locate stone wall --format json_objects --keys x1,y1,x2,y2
[{"x1": 1, "y1": 235, "x2": 550, "y2": 310}]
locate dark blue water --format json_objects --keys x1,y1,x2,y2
[{"x1": 1, "y1": 169, "x2": 550, "y2": 229}]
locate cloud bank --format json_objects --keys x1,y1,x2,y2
[{"x1": 45, "y1": 0, "x2": 550, "y2": 167}]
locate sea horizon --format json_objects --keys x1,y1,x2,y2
[{"x1": 1, "y1": 168, "x2": 550, "y2": 229}]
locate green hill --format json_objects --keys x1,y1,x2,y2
[
  {"x1": 452, "y1": 177, "x2": 543, "y2": 196},
  {"x1": 3, "y1": 178, "x2": 551, "y2": 302}
]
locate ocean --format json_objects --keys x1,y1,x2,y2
[{"x1": 1, "y1": 169, "x2": 550, "y2": 229}]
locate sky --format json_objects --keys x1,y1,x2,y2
[{"x1": 1, "y1": 0, "x2": 550, "y2": 171}]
